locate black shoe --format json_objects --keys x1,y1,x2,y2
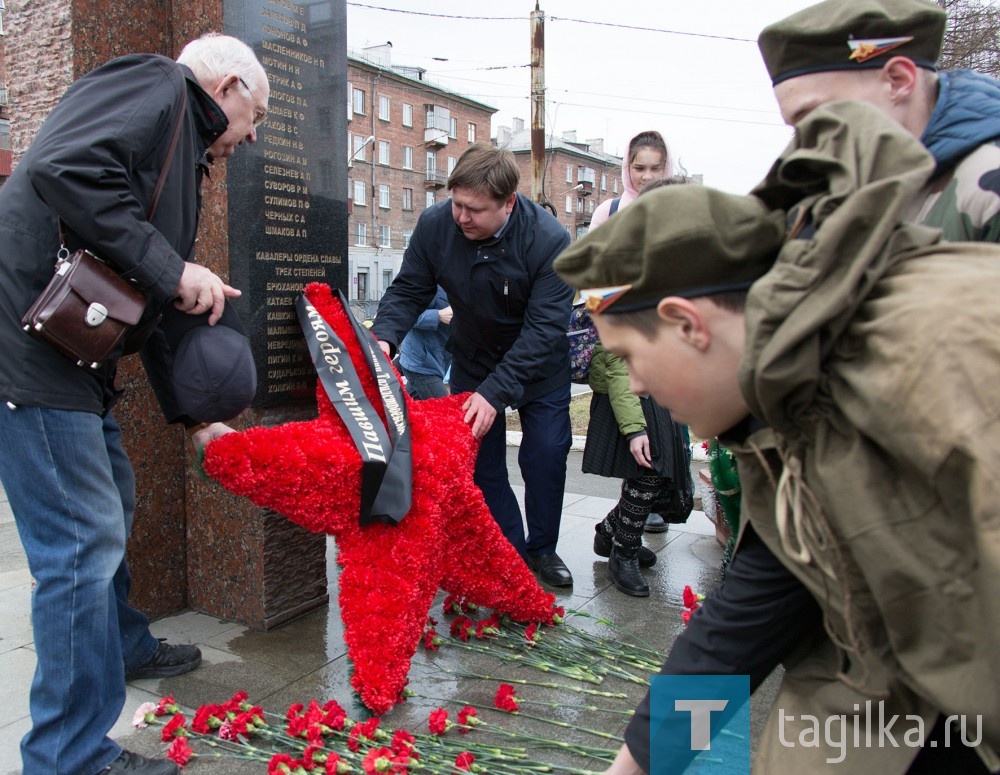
[
  {"x1": 594, "y1": 524, "x2": 657, "y2": 567},
  {"x1": 527, "y1": 552, "x2": 573, "y2": 587},
  {"x1": 126, "y1": 639, "x2": 202, "y2": 681},
  {"x1": 101, "y1": 750, "x2": 178, "y2": 774},
  {"x1": 608, "y1": 547, "x2": 650, "y2": 597},
  {"x1": 644, "y1": 513, "x2": 669, "y2": 533}
]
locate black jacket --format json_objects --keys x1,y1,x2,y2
[
  {"x1": 0, "y1": 54, "x2": 228, "y2": 414},
  {"x1": 371, "y1": 194, "x2": 573, "y2": 410}
]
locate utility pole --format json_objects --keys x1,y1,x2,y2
[{"x1": 530, "y1": 2, "x2": 546, "y2": 203}]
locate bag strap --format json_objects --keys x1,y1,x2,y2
[
  {"x1": 609, "y1": 197, "x2": 621, "y2": 216},
  {"x1": 58, "y1": 90, "x2": 188, "y2": 246}
]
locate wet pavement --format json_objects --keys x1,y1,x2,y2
[{"x1": 0, "y1": 446, "x2": 780, "y2": 774}]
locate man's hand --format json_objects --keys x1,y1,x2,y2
[
  {"x1": 629, "y1": 433, "x2": 653, "y2": 468},
  {"x1": 604, "y1": 743, "x2": 645, "y2": 775},
  {"x1": 377, "y1": 340, "x2": 391, "y2": 358},
  {"x1": 174, "y1": 262, "x2": 241, "y2": 325},
  {"x1": 462, "y1": 391, "x2": 497, "y2": 439},
  {"x1": 437, "y1": 305, "x2": 454, "y2": 325},
  {"x1": 188, "y1": 422, "x2": 236, "y2": 451}
]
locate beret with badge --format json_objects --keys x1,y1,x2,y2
[
  {"x1": 758, "y1": 0, "x2": 946, "y2": 86},
  {"x1": 553, "y1": 186, "x2": 786, "y2": 314}
]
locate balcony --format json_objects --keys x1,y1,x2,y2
[
  {"x1": 424, "y1": 169, "x2": 447, "y2": 188},
  {"x1": 424, "y1": 127, "x2": 448, "y2": 147}
]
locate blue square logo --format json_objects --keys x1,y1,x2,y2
[{"x1": 650, "y1": 675, "x2": 750, "y2": 774}]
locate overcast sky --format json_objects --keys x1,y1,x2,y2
[{"x1": 345, "y1": 0, "x2": 820, "y2": 194}]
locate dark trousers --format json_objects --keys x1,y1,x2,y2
[{"x1": 471, "y1": 383, "x2": 571, "y2": 557}]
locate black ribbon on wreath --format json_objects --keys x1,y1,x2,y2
[{"x1": 296, "y1": 288, "x2": 412, "y2": 526}]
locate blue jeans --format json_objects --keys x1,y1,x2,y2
[
  {"x1": 0, "y1": 405, "x2": 158, "y2": 774},
  {"x1": 400, "y1": 367, "x2": 449, "y2": 400},
  {"x1": 464, "y1": 383, "x2": 571, "y2": 557}
]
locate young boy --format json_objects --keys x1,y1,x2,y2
[{"x1": 554, "y1": 101, "x2": 1000, "y2": 773}]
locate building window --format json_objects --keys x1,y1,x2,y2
[
  {"x1": 352, "y1": 87, "x2": 365, "y2": 115},
  {"x1": 468, "y1": 122, "x2": 476, "y2": 143},
  {"x1": 447, "y1": 156, "x2": 457, "y2": 175},
  {"x1": 449, "y1": 117, "x2": 458, "y2": 139},
  {"x1": 565, "y1": 165, "x2": 573, "y2": 184},
  {"x1": 352, "y1": 134, "x2": 369, "y2": 162},
  {"x1": 426, "y1": 191, "x2": 435, "y2": 208},
  {"x1": 378, "y1": 184, "x2": 390, "y2": 209},
  {"x1": 378, "y1": 140, "x2": 390, "y2": 166},
  {"x1": 379, "y1": 225, "x2": 391, "y2": 247},
  {"x1": 319, "y1": 160, "x2": 334, "y2": 191},
  {"x1": 318, "y1": 107, "x2": 331, "y2": 136},
  {"x1": 353, "y1": 180, "x2": 367, "y2": 206},
  {"x1": 403, "y1": 229, "x2": 413, "y2": 248},
  {"x1": 426, "y1": 150, "x2": 437, "y2": 181},
  {"x1": 383, "y1": 269, "x2": 392, "y2": 291},
  {"x1": 347, "y1": 81, "x2": 353, "y2": 121},
  {"x1": 357, "y1": 271, "x2": 369, "y2": 300},
  {"x1": 601, "y1": 173, "x2": 607, "y2": 191},
  {"x1": 402, "y1": 146, "x2": 413, "y2": 170},
  {"x1": 402, "y1": 103, "x2": 413, "y2": 127},
  {"x1": 565, "y1": 196, "x2": 572, "y2": 214},
  {"x1": 426, "y1": 105, "x2": 450, "y2": 139},
  {"x1": 613, "y1": 179, "x2": 619, "y2": 194},
  {"x1": 402, "y1": 188, "x2": 413, "y2": 211},
  {"x1": 355, "y1": 223, "x2": 367, "y2": 247},
  {"x1": 378, "y1": 94, "x2": 390, "y2": 121}
]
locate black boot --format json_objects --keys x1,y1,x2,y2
[
  {"x1": 608, "y1": 546, "x2": 650, "y2": 597},
  {"x1": 594, "y1": 523, "x2": 658, "y2": 567}
]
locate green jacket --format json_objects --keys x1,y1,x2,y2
[
  {"x1": 587, "y1": 342, "x2": 645, "y2": 438},
  {"x1": 737, "y1": 101, "x2": 1000, "y2": 771}
]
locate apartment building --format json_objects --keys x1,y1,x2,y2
[
  {"x1": 495, "y1": 120, "x2": 624, "y2": 242},
  {"x1": 346, "y1": 43, "x2": 496, "y2": 313}
]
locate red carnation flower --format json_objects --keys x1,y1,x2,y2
[
  {"x1": 165, "y1": 736, "x2": 193, "y2": 768},
  {"x1": 161, "y1": 713, "x2": 188, "y2": 742},
  {"x1": 494, "y1": 683, "x2": 519, "y2": 713},
  {"x1": 456, "y1": 751, "x2": 476, "y2": 770},
  {"x1": 155, "y1": 695, "x2": 178, "y2": 717},
  {"x1": 428, "y1": 707, "x2": 449, "y2": 735},
  {"x1": 457, "y1": 705, "x2": 478, "y2": 733}
]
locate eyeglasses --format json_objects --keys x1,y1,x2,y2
[
  {"x1": 237, "y1": 77, "x2": 268, "y2": 127},
  {"x1": 583, "y1": 285, "x2": 632, "y2": 314}
]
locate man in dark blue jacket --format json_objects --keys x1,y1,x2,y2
[
  {"x1": 0, "y1": 34, "x2": 268, "y2": 775},
  {"x1": 372, "y1": 144, "x2": 575, "y2": 586},
  {"x1": 398, "y1": 286, "x2": 453, "y2": 400}
]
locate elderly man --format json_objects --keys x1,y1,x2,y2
[{"x1": 0, "y1": 33, "x2": 268, "y2": 775}]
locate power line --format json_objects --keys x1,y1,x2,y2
[{"x1": 347, "y1": 2, "x2": 757, "y2": 43}]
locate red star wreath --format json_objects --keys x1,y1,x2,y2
[{"x1": 202, "y1": 283, "x2": 557, "y2": 713}]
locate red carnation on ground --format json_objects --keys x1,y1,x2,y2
[
  {"x1": 428, "y1": 708, "x2": 449, "y2": 735},
  {"x1": 494, "y1": 683, "x2": 519, "y2": 713},
  {"x1": 161, "y1": 713, "x2": 188, "y2": 742},
  {"x1": 455, "y1": 751, "x2": 476, "y2": 770},
  {"x1": 165, "y1": 736, "x2": 193, "y2": 768}
]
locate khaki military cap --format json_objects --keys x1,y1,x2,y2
[
  {"x1": 553, "y1": 187, "x2": 786, "y2": 314},
  {"x1": 759, "y1": 0, "x2": 946, "y2": 86}
]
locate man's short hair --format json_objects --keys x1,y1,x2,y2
[
  {"x1": 447, "y1": 143, "x2": 520, "y2": 201},
  {"x1": 759, "y1": 0, "x2": 946, "y2": 86},
  {"x1": 177, "y1": 32, "x2": 268, "y2": 95}
]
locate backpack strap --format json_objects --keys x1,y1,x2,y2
[{"x1": 609, "y1": 197, "x2": 621, "y2": 216}]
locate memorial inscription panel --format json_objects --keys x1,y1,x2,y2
[{"x1": 227, "y1": 0, "x2": 348, "y2": 409}]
